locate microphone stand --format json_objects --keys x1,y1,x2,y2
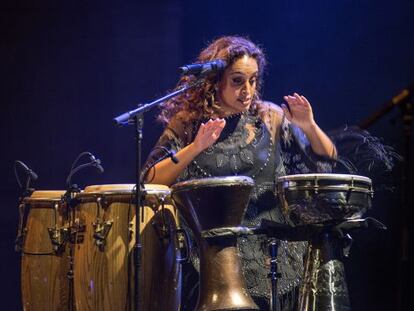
[
  {"x1": 358, "y1": 84, "x2": 413, "y2": 311},
  {"x1": 113, "y1": 78, "x2": 205, "y2": 311}
]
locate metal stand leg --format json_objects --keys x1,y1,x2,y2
[{"x1": 268, "y1": 238, "x2": 281, "y2": 311}]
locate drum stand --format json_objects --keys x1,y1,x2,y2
[
  {"x1": 257, "y1": 218, "x2": 386, "y2": 311},
  {"x1": 63, "y1": 185, "x2": 81, "y2": 311},
  {"x1": 299, "y1": 228, "x2": 353, "y2": 311},
  {"x1": 268, "y1": 239, "x2": 281, "y2": 311}
]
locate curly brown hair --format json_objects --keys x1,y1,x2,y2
[{"x1": 158, "y1": 36, "x2": 266, "y2": 125}]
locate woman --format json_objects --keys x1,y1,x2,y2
[{"x1": 144, "y1": 36, "x2": 336, "y2": 310}]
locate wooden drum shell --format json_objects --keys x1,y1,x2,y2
[
  {"x1": 21, "y1": 190, "x2": 70, "y2": 311},
  {"x1": 73, "y1": 184, "x2": 181, "y2": 311}
]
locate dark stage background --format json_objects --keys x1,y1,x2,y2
[{"x1": 1, "y1": 0, "x2": 413, "y2": 309}]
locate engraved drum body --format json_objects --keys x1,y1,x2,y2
[{"x1": 172, "y1": 176, "x2": 259, "y2": 311}]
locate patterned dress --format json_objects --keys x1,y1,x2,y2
[{"x1": 144, "y1": 102, "x2": 332, "y2": 310}]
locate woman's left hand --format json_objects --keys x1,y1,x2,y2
[{"x1": 282, "y1": 93, "x2": 316, "y2": 131}]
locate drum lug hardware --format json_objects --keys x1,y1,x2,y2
[
  {"x1": 350, "y1": 177, "x2": 355, "y2": 191},
  {"x1": 48, "y1": 227, "x2": 70, "y2": 254},
  {"x1": 175, "y1": 228, "x2": 192, "y2": 263},
  {"x1": 93, "y1": 220, "x2": 113, "y2": 251},
  {"x1": 129, "y1": 221, "x2": 134, "y2": 238},
  {"x1": 152, "y1": 221, "x2": 170, "y2": 240},
  {"x1": 345, "y1": 178, "x2": 356, "y2": 203},
  {"x1": 97, "y1": 196, "x2": 109, "y2": 210},
  {"x1": 14, "y1": 228, "x2": 28, "y2": 252},
  {"x1": 314, "y1": 177, "x2": 319, "y2": 194},
  {"x1": 71, "y1": 219, "x2": 86, "y2": 243}
]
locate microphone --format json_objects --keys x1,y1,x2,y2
[
  {"x1": 15, "y1": 160, "x2": 38, "y2": 181},
  {"x1": 89, "y1": 154, "x2": 104, "y2": 173},
  {"x1": 179, "y1": 59, "x2": 227, "y2": 76},
  {"x1": 93, "y1": 158, "x2": 105, "y2": 173}
]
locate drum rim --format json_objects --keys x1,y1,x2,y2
[
  {"x1": 78, "y1": 184, "x2": 171, "y2": 198},
  {"x1": 77, "y1": 189, "x2": 171, "y2": 197},
  {"x1": 277, "y1": 173, "x2": 372, "y2": 184},
  {"x1": 23, "y1": 190, "x2": 66, "y2": 203},
  {"x1": 171, "y1": 176, "x2": 254, "y2": 191}
]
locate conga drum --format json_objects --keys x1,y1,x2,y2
[
  {"x1": 73, "y1": 184, "x2": 181, "y2": 311},
  {"x1": 171, "y1": 176, "x2": 259, "y2": 311},
  {"x1": 20, "y1": 190, "x2": 70, "y2": 311},
  {"x1": 277, "y1": 173, "x2": 373, "y2": 311}
]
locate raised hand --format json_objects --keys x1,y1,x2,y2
[
  {"x1": 193, "y1": 118, "x2": 226, "y2": 152},
  {"x1": 282, "y1": 93, "x2": 315, "y2": 131}
]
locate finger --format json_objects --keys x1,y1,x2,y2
[
  {"x1": 284, "y1": 95, "x2": 299, "y2": 106},
  {"x1": 208, "y1": 119, "x2": 226, "y2": 129},
  {"x1": 212, "y1": 129, "x2": 222, "y2": 140},
  {"x1": 283, "y1": 95, "x2": 293, "y2": 104},
  {"x1": 207, "y1": 118, "x2": 223, "y2": 126},
  {"x1": 206, "y1": 123, "x2": 223, "y2": 133},
  {"x1": 293, "y1": 93, "x2": 304, "y2": 104},
  {"x1": 196, "y1": 123, "x2": 205, "y2": 136},
  {"x1": 301, "y1": 95, "x2": 311, "y2": 107},
  {"x1": 212, "y1": 127, "x2": 224, "y2": 140},
  {"x1": 204, "y1": 120, "x2": 218, "y2": 131}
]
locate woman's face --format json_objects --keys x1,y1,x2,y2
[{"x1": 217, "y1": 55, "x2": 259, "y2": 115}]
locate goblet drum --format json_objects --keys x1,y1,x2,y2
[
  {"x1": 277, "y1": 173, "x2": 373, "y2": 226},
  {"x1": 171, "y1": 176, "x2": 259, "y2": 311},
  {"x1": 277, "y1": 174, "x2": 373, "y2": 311},
  {"x1": 20, "y1": 190, "x2": 70, "y2": 311},
  {"x1": 73, "y1": 184, "x2": 181, "y2": 311}
]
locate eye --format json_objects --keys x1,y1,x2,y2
[
  {"x1": 232, "y1": 76, "x2": 245, "y2": 85},
  {"x1": 249, "y1": 77, "x2": 257, "y2": 85}
]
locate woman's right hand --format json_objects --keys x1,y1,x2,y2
[
  {"x1": 193, "y1": 118, "x2": 226, "y2": 152},
  {"x1": 146, "y1": 118, "x2": 226, "y2": 186}
]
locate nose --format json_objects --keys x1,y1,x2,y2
[{"x1": 241, "y1": 81, "x2": 253, "y2": 97}]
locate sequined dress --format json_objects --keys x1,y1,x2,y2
[{"x1": 144, "y1": 102, "x2": 332, "y2": 310}]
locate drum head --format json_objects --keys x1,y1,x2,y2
[
  {"x1": 23, "y1": 190, "x2": 66, "y2": 205},
  {"x1": 79, "y1": 184, "x2": 171, "y2": 206},
  {"x1": 83, "y1": 183, "x2": 170, "y2": 193}
]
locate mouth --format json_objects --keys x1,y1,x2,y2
[{"x1": 237, "y1": 98, "x2": 252, "y2": 105}]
